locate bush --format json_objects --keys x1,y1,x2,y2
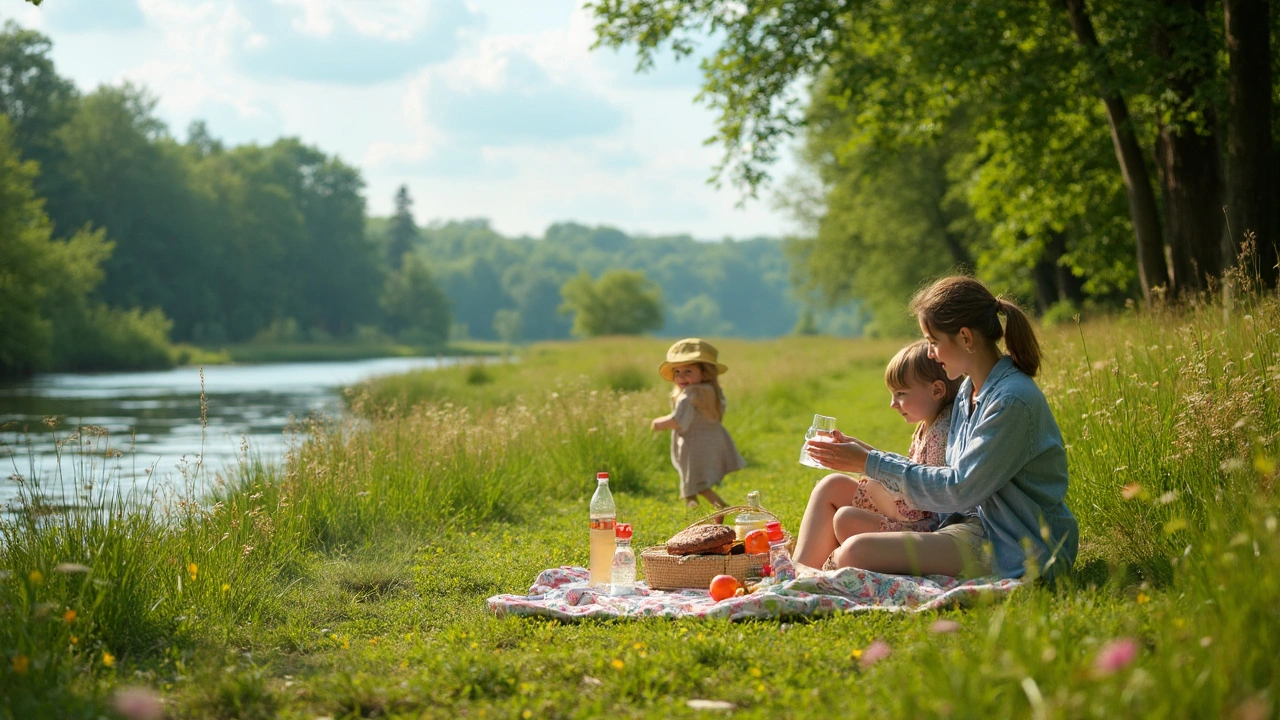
[{"x1": 51, "y1": 304, "x2": 175, "y2": 372}]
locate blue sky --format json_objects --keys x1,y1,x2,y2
[{"x1": 3, "y1": 0, "x2": 797, "y2": 239}]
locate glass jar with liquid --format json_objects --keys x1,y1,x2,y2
[
  {"x1": 733, "y1": 490, "x2": 771, "y2": 541},
  {"x1": 798, "y1": 414, "x2": 837, "y2": 468}
]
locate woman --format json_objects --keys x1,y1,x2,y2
[{"x1": 795, "y1": 276, "x2": 1078, "y2": 581}]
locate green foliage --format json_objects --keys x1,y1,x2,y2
[
  {"x1": 559, "y1": 269, "x2": 663, "y2": 337},
  {"x1": 380, "y1": 253, "x2": 451, "y2": 346}
]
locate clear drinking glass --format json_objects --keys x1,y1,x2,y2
[{"x1": 798, "y1": 414, "x2": 837, "y2": 468}]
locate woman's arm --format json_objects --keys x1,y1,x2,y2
[{"x1": 865, "y1": 395, "x2": 1038, "y2": 513}]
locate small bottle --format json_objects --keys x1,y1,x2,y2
[
  {"x1": 589, "y1": 472, "x2": 617, "y2": 588},
  {"x1": 765, "y1": 521, "x2": 795, "y2": 583},
  {"x1": 734, "y1": 490, "x2": 770, "y2": 540},
  {"x1": 611, "y1": 523, "x2": 636, "y2": 596}
]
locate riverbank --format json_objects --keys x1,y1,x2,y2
[{"x1": 2, "y1": 299, "x2": 1278, "y2": 717}]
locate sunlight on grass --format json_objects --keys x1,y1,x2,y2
[{"x1": 2, "y1": 302, "x2": 1279, "y2": 717}]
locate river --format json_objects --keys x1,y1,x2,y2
[{"x1": 0, "y1": 356, "x2": 461, "y2": 508}]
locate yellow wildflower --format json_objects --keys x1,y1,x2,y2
[
  {"x1": 611, "y1": 658, "x2": 625, "y2": 670},
  {"x1": 102, "y1": 651, "x2": 115, "y2": 668},
  {"x1": 1136, "y1": 592, "x2": 1150, "y2": 605},
  {"x1": 187, "y1": 563, "x2": 198, "y2": 581},
  {"x1": 12, "y1": 656, "x2": 29, "y2": 674},
  {"x1": 29, "y1": 570, "x2": 44, "y2": 585}
]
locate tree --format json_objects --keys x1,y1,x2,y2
[
  {"x1": 380, "y1": 253, "x2": 451, "y2": 346},
  {"x1": 0, "y1": 21, "x2": 79, "y2": 234},
  {"x1": 590, "y1": 0, "x2": 1279, "y2": 298},
  {"x1": 386, "y1": 184, "x2": 418, "y2": 270},
  {"x1": 1223, "y1": 0, "x2": 1276, "y2": 284},
  {"x1": 559, "y1": 269, "x2": 663, "y2": 337}
]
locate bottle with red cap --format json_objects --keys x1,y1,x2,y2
[
  {"x1": 765, "y1": 521, "x2": 795, "y2": 583},
  {"x1": 589, "y1": 472, "x2": 616, "y2": 587},
  {"x1": 611, "y1": 523, "x2": 636, "y2": 596}
]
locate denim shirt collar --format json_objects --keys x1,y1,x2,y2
[{"x1": 966, "y1": 355, "x2": 1017, "y2": 412}]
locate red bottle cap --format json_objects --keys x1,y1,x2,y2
[
  {"x1": 765, "y1": 521, "x2": 783, "y2": 542},
  {"x1": 615, "y1": 523, "x2": 632, "y2": 540},
  {"x1": 597, "y1": 472, "x2": 609, "y2": 481}
]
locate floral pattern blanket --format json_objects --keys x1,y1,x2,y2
[{"x1": 486, "y1": 566, "x2": 1022, "y2": 621}]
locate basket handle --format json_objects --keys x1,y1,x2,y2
[{"x1": 686, "y1": 504, "x2": 780, "y2": 529}]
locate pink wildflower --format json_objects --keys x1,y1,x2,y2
[
  {"x1": 859, "y1": 640, "x2": 892, "y2": 668},
  {"x1": 113, "y1": 687, "x2": 163, "y2": 720},
  {"x1": 930, "y1": 619, "x2": 960, "y2": 634},
  {"x1": 1093, "y1": 637, "x2": 1139, "y2": 676}
]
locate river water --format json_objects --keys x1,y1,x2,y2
[{"x1": 0, "y1": 357, "x2": 459, "y2": 508}]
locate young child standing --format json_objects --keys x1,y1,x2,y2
[
  {"x1": 831, "y1": 340, "x2": 961, "y2": 550},
  {"x1": 650, "y1": 338, "x2": 747, "y2": 511}
]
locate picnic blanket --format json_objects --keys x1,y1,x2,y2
[{"x1": 486, "y1": 566, "x2": 1022, "y2": 621}]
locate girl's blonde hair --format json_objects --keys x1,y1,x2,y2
[
  {"x1": 885, "y1": 340, "x2": 961, "y2": 405},
  {"x1": 667, "y1": 362, "x2": 725, "y2": 420},
  {"x1": 910, "y1": 275, "x2": 1043, "y2": 377}
]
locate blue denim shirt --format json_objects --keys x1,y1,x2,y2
[{"x1": 865, "y1": 356, "x2": 1078, "y2": 581}]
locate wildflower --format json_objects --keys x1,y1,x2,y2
[
  {"x1": 113, "y1": 686, "x2": 164, "y2": 720},
  {"x1": 54, "y1": 563, "x2": 91, "y2": 574},
  {"x1": 12, "y1": 655, "x2": 29, "y2": 674},
  {"x1": 221, "y1": 584, "x2": 230, "y2": 592},
  {"x1": 749, "y1": 667, "x2": 762, "y2": 678},
  {"x1": 1135, "y1": 593, "x2": 1150, "y2": 605},
  {"x1": 859, "y1": 640, "x2": 891, "y2": 668},
  {"x1": 103, "y1": 651, "x2": 116, "y2": 668},
  {"x1": 1121, "y1": 483, "x2": 1143, "y2": 500},
  {"x1": 187, "y1": 564, "x2": 198, "y2": 581},
  {"x1": 931, "y1": 619, "x2": 960, "y2": 634},
  {"x1": 63, "y1": 609, "x2": 77, "y2": 623},
  {"x1": 611, "y1": 658, "x2": 625, "y2": 670},
  {"x1": 1093, "y1": 637, "x2": 1138, "y2": 675},
  {"x1": 28, "y1": 570, "x2": 44, "y2": 585}
]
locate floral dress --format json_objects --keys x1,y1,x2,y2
[{"x1": 849, "y1": 403, "x2": 952, "y2": 532}]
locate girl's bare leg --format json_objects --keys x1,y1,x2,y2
[
  {"x1": 833, "y1": 506, "x2": 884, "y2": 544},
  {"x1": 794, "y1": 473, "x2": 861, "y2": 568},
  {"x1": 698, "y1": 489, "x2": 727, "y2": 508},
  {"x1": 832, "y1": 531, "x2": 964, "y2": 577}
]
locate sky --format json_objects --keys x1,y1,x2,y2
[{"x1": 2, "y1": 0, "x2": 798, "y2": 240}]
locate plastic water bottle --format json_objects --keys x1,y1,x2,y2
[
  {"x1": 611, "y1": 523, "x2": 636, "y2": 596},
  {"x1": 765, "y1": 521, "x2": 795, "y2": 583},
  {"x1": 589, "y1": 472, "x2": 616, "y2": 587}
]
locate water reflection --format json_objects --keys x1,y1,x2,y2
[{"x1": 0, "y1": 357, "x2": 461, "y2": 506}]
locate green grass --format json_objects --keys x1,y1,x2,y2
[
  {"x1": 209, "y1": 340, "x2": 504, "y2": 365},
  {"x1": 2, "y1": 302, "x2": 1278, "y2": 718}
]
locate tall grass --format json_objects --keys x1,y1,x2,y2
[{"x1": 1, "y1": 302, "x2": 1277, "y2": 717}]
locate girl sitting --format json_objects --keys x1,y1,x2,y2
[
  {"x1": 796, "y1": 276, "x2": 1078, "y2": 582},
  {"x1": 829, "y1": 340, "x2": 961, "y2": 559}
]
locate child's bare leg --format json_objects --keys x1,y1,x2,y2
[
  {"x1": 832, "y1": 532, "x2": 964, "y2": 577},
  {"x1": 698, "y1": 489, "x2": 727, "y2": 508},
  {"x1": 794, "y1": 473, "x2": 860, "y2": 568},
  {"x1": 833, "y1": 506, "x2": 884, "y2": 544}
]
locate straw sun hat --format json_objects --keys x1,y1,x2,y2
[{"x1": 658, "y1": 338, "x2": 729, "y2": 382}]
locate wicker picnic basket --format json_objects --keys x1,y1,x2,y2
[{"x1": 640, "y1": 505, "x2": 790, "y2": 591}]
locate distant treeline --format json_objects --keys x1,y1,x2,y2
[
  {"x1": 368, "y1": 216, "x2": 861, "y2": 343},
  {"x1": 0, "y1": 21, "x2": 854, "y2": 379}
]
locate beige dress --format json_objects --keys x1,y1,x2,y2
[{"x1": 670, "y1": 384, "x2": 747, "y2": 498}]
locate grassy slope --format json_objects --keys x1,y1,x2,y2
[{"x1": 2, "y1": 306, "x2": 1278, "y2": 718}]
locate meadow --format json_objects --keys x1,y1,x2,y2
[{"x1": 1, "y1": 295, "x2": 1278, "y2": 719}]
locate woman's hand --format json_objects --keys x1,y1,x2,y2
[{"x1": 805, "y1": 431, "x2": 874, "y2": 474}]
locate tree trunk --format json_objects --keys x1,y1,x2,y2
[
  {"x1": 1060, "y1": 0, "x2": 1170, "y2": 299},
  {"x1": 1048, "y1": 231, "x2": 1085, "y2": 304},
  {"x1": 1151, "y1": 0, "x2": 1226, "y2": 295},
  {"x1": 1224, "y1": 0, "x2": 1277, "y2": 287}
]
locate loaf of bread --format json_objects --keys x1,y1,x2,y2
[{"x1": 666, "y1": 524, "x2": 736, "y2": 556}]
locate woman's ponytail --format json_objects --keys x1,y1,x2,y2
[
  {"x1": 997, "y1": 298, "x2": 1041, "y2": 377},
  {"x1": 912, "y1": 276, "x2": 1043, "y2": 377}
]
